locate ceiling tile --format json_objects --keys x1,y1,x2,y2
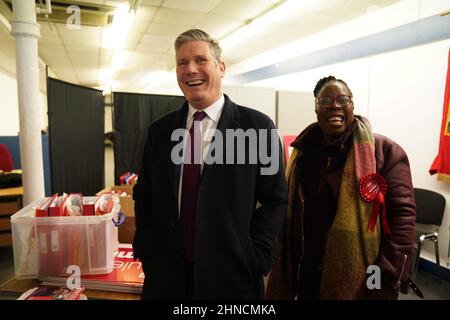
[
  {"x1": 294, "y1": 0, "x2": 346, "y2": 12},
  {"x1": 72, "y1": 0, "x2": 106, "y2": 5},
  {"x1": 39, "y1": 36, "x2": 63, "y2": 45},
  {"x1": 146, "y1": 22, "x2": 193, "y2": 37},
  {"x1": 194, "y1": 14, "x2": 242, "y2": 39},
  {"x1": 55, "y1": 24, "x2": 102, "y2": 39},
  {"x1": 329, "y1": 0, "x2": 397, "y2": 18},
  {"x1": 162, "y1": 0, "x2": 222, "y2": 13},
  {"x1": 51, "y1": 68, "x2": 78, "y2": 80},
  {"x1": 134, "y1": 4, "x2": 159, "y2": 22},
  {"x1": 268, "y1": 8, "x2": 320, "y2": 28},
  {"x1": 63, "y1": 38, "x2": 101, "y2": 48},
  {"x1": 99, "y1": 49, "x2": 114, "y2": 63},
  {"x1": 128, "y1": 51, "x2": 165, "y2": 65},
  {"x1": 122, "y1": 32, "x2": 146, "y2": 50},
  {"x1": 154, "y1": 8, "x2": 206, "y2": 25},
  {"x1": 140, "y1": 33, "x2": 174, "y2": 50},
  {"x1": 136, "y1": 42, "x2": 170, "y2": 53},
  {"x1": 75, "y1": 69, "x2": 99, "y2": 79},
  {"x1": 210, "y1": 0, "x2": 278, "y2": 20},
  {"x1": 0, "y1": 50, "x2": 15, "y2": 63},
  {"x1": 47, "y1": 59, "x2": 73, "y2": 68},
  {"x1": 130, "y1": 20, "x2": 151, "y2": 33},
  {"x1": 38, "y1": 44, "x2": 66, "y2": 52},
  {"x1": 141, "y1": 0, "x2": 164, "y2": 6}
]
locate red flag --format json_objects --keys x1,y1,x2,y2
[{"x1": 429, "y1": 48, "x2": 450, "y2": 183}]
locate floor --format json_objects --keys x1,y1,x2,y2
[
  {"x1": 1, "y1": 245, "x2": 449, "y2": 300},
  {"x1": 399, "y1": 269, "x2": 450, "y2": 300},
  {"x1": 0, "y1": 246, "x2": 14, "y2": 299}
]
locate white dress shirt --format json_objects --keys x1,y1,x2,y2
[{"x1": 178, "y1": 94, "x2": 225, "y2": 215}]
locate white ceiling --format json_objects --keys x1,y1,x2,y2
[{"x1": 0, "y1": 0, "x2": 401, "y2": 93}]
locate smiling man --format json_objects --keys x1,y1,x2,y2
[
  {"x1": 175, "y1": 37, "x2": 225, "y2": 109},
  {"x1": 132, "y1": 29, "x2": 288, "y2": 300}
]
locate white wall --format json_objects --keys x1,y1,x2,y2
[
  {"x1": 0, "y1": 70, "x2": 20, "y2": 135},
  {"x1": 0, "y1": 62, "x2": 49, "y2": 136},
  {"x1": 369, "y1": 40, "x2": 450, "y2": 266},
  {"x1": 223, "y1": 85, "x2": 276, "y2": 123},
  {"x1": 277, "y1": 91, "x2": 315, "y2": 137}
]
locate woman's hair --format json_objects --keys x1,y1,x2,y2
[
  {"x1": 174, "y1": 29, "x2": 222, "y2": 66},
  {"x1": 313, "y1": 76, "x2": 353, "y2": 97}
]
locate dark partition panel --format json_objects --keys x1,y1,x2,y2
[
  {"x1": 113, "y1": 92, "x2": 185, "y2": 185},
  {"x1": 47, "y1": 78, "x2": 104, "y2": 195}
]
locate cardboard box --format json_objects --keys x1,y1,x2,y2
[
  {"x1": 97, "y1": 185, "x2": 134, "y2": 218},
  {"x1": 118, "y1": 217, "x2": 135, "y2": 244},
  {"x1": 97, "y1": 186, "x2": 135, "y2": 244}
]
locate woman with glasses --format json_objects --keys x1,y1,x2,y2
[{"x1": 266, "y1": 76, "x2": 418, "y2": 300}]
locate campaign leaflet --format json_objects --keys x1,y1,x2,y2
[{"x1": 40, "y1": 244, "x2": 144, "y2": 293}]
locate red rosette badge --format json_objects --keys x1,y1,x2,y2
[{"x1": 359, "y1": 173, "x2": 391, "y2": 235}]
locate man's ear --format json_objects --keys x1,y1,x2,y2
[{"x1": 219, "y1": 61, "x2": 226, "y2": 77}]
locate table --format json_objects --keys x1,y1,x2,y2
[
  {"x1": 0, "y1": 186, "x2": 23, "y2": 247},
  {"x1": 0, "y1": 276, "x2": 141, "y2": 300}
]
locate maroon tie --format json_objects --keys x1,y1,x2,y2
[{"x1": 180, "y1": 111, "x2": 207, "y2": 263}]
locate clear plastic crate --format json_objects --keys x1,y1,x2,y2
[{"x1": 11, "y1": 196, "x2": 119, "y2": 279}]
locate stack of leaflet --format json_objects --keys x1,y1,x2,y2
[
  {"x1": 40, "y1": 244, "x2": 144, "y2": 293},
  {"x1": 18, "y1": 286, "x2": 86, "y2": 300},
  {"x1": 119, "y1": 172, "x2": 138, "y2": 185}
]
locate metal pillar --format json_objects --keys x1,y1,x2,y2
[{"x1": 10, "y1": 0, "x2": 45, "y2": 205}]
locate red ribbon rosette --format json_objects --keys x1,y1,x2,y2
[{"x1": 359, "y1": 173, "x2": 391, "y2": 235}]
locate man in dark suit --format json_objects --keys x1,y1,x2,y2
[{"x1": 133, "y1": 29, "x2": 288, "y2": 300}]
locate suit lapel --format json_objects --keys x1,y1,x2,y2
[
  {"x1": 167, "y1": 102, "x2": 189, "y2": 208},
  {"x1": 200, "y1": 95, "x2": 240, "y2": 180},
  {"x1": 169, "y1": 95, "x2": 240, "y2": 204}
]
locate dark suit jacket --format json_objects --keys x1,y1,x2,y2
[{"x1": 133, "y1": 94, "x2": 288, "y2": 299}]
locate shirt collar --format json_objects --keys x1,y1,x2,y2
[{"x1": 187, "y1": 94, "x2": 224, "y2": 123}]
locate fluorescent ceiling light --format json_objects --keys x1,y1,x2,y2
[
  {"x1": 101, "y1": 3, "x2": 136, "y2": 91},
  {"x1": 111, "y1": 50, "x2": 132, "y2": 71},
  {"x1": 103, "y1": 4, "x2": 136, "y2": 50},
  {"x1": 100, "y1": 68, "x2": 113, "y2": 90}
]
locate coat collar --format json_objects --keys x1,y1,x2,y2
[
  {"x1": 215, "y1": 94, "x2": 240, "y2": 133},
  {"x1": 199, "y1": 94, "x2": 240, "y2": 179},
  {"x1": 167, "y1": 94, "x2": 240, "y2": 207}
]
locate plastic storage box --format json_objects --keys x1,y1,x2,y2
[{"x1": 11, "y1": 196, "x2": 119, "y2": 279}]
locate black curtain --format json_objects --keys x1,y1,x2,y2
[
  {"x1": 47, "y1": 77, "x2": 104, "y2": 195},
  {"x1": 113, "y1": 92, "x2": 185, "y2": 184}
]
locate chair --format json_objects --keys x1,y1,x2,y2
[
  {"x1": 0, "y1": 144, "x2": 14, "y2": 172},
  {"x1": 413, "y1": 188, "x2": 446, "y2": 280}
]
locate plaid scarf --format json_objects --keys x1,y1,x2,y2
[{"x1": 277, "y1": 116, "x2": 381, "y2": 299}]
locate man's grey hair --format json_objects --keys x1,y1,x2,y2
[{"x1": 174, "y1": 29, "x2": 222, "y2": 65}]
